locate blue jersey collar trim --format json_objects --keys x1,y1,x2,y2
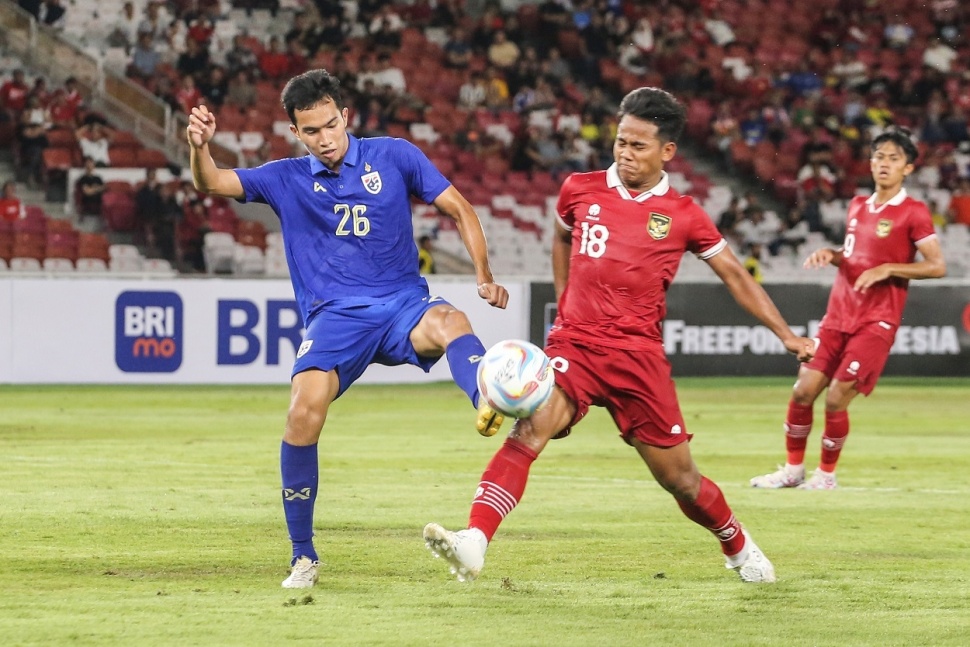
[{"x1": 309, "y1": 134, "x2": 360, "y2": 176}]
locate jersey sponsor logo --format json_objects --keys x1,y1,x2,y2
[
  {"x1": 313, "y1": 182, "x2": 327, "y2": 193},
  {"x1": 876, "y1": 219, "x2": 892, "y2": 237},
  {"x1": 297, "y1": 339, "x2": 313, "y2": 358},
  {"x1": 361, "y1": 170, "x2": 382, "y2": 194},
  {"x1": 847, "y1": 360, "x2": 860, "y2": 375},
  {"x1": 647, "y1": 212, "x2": 671, "y2": 240},
  {"x1": 115, "y1": 291, "x2": 183, "y2": 373}
]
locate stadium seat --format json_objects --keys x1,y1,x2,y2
[
  {"x1": 42, "y1": 257, "x2": 74, "y2": 272},
  {"x1": 203, "y1": 232, "x2": 236, "y2": 274},
  {"x1": 136, "y1": 148, "x2": 169, "y2": 169},
  {"x1": 233, "y1": 244, "x2": 265, "y2": 275},
  {"x1": 101, "y1": 191, "x2": 138, "y2": 232},
  {"x1": 75, "y1": 257, "x2": 108, "y2": 272},
  {"x1": 9, "y1": 257, "x2": 42, "y2": 271}
]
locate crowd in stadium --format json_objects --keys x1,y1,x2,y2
[{"x1": 2, "y1": 0, "x2": 970, "y2": 275}]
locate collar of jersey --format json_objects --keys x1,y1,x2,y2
[
  {"x1": 606, "y1": 164, "x2": 670, "y2": 201},
  {"x1": 309, "y1": 134, "x2": 361, "y2": 176},
  {"x1": 865, "y1": 187, "x2": 907, "y2": 213}
]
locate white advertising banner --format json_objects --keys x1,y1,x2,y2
[{"x1": 0, "y1": 278, "x2": 529, "y2": 384}]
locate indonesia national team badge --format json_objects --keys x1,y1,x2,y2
[
  {"x1": 648, "y1": 212, "x2": 671, "y2": 240},
  {"x1": 362, "y1": 162, "x2": 382, "y2": 195},
  {"x1": 876, "y1": 219, "x2": 892, "y2": 237}
]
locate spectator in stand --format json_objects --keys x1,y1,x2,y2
[
  {"x1": 487, "y1": 30, "x2": 520, "y2": 71},
  {"x1": 17, "y1": 95, "x2": 50, "y2": 188},
  {"x1": 136, "y1": 1, "x2": 168, "y2": 46},
  {"x1": 368, "y1": 4, "x2": 404, "y2": 51},
  {"x1": 483, "y1": 66, "x2": 509, "y2": 109},
  {"x1": 417, "y1": 234, "x2": 436, "y2": 275},
  {"x1": 75, "y1": 118, "x2": 113, "y2": 167},
  {"x1": 923, "y1": 37, "x2": 958, "y2": 74},
  {"x1": 225, "y1": 69, "x2": 257, "y2": 112},
  {"x1": 259, "y1": 36, "x2": 292, "y2": 85},
  {"x1": 704, "y1": 10, "x2": 735, "y2": 47},
  {"x1": 0, "y1": 181, "x2": 25, "y2": 222},
  {"x1": 372, "y1": 53, "x2": 406, "y2": 94},
  {"x1": 736, "y1": 205, "x2": 781, "y2": 253},
  {"x1": 286, "y1": 10, "x2": 323, "y2": 58},
  {"x1": 285, "y1": 36, "x2": 310, "y2": 78},
  {"x1": 317, "y1": 14, "x2": 346, "y2": 52},
  {"x1": 709, "y1": 100, "x2": 739, "y2": 162},
  {"x1": 458, "y1": 71, "x2": 487, "y2": 110},
  {"x1": 107, "y1": 1, "x2": 140, "y2": 52},
  {"x1": 75, "y1": 157, "x2": 106, "y2": 221},
  {"x1": 200, "y1": 66, "x2": 229, "y2": 110},
  {"x1": 175, "y1": 74, "x2": 203, "y2": 115},
  {"x1": 176, "y1": 37, "x2": 210, "y2": 81},
  {"x1": 128, "y1": 32, "x2": 162, "y2": 82},
  {"x1": 743, "y1": 241, "x2": 765, "y2": 283},
  {"x1": 47, "y1": 90, "x2": 77, "y2": 128},
  {"x1": 769, "y1": 207, "x2": 810, "y2": 257},
  {"x1": 443, "y1": 26, "x2": 473, "y2": 70},
  {"x1": 717, "y1": 195, "x2": 744, "y2": 244},
  {"x1": 827, "y1": 47, "x2": 868, "y2": 91},
  {"x1": 0, "y1": 69, "x2": 29, "y2": 119},
  {"x1": 740, "y1": 108, "x2": 767, "y2": 146},
  {"x1": 949, "y1": 177, "x2": 970, "y2": 226},
  {"x1": 927, "y1": 199, "x2": 949, "y2": 230},
  {"x1": 225, "y1": 33, "x2": 259, "y2": 77},
  {"x1": 864, "y1": 94, "x2": 894, "y2": 129}
]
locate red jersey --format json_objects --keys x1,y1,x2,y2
[
  {"x1": 552, "y1": 166, "x2": 725, "y2": 350},
  {"x1": 821, "y1": 189, "x2": 936, "y2": 333}
]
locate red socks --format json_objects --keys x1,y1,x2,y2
[
  {"x1": 676, "y1": 476, "x2": 745, "y2": 556},
  {"x1": 468, "y1": 438, "x2": 538, "y2": 541},
  {"x1": 820, "y1": 410, "x2": 849, "y2": 472},
  {"x1": 784, "y1": 400, "x2": 813, "y2": 466}
]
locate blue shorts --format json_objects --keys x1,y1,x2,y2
[{"x1": 292, "y1": 285, "x2": 450, "y2": 398}]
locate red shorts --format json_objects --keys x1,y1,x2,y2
[
  {"x1": 805, "y1": 323, "x2": 895, "y2": 395},
  {"x1": 545, "y1": 336, "x2": 690, "y2": 447}
]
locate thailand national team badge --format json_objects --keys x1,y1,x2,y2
[
  {"x1": 647, "y1": 213, "x2": 671, "y2": 240},
  {"x1": 361, "y1": 169, "x2": 382, "y2": 194},
  {"x1": 876, "y1": 219, "x2": 892, "y2": 237}
]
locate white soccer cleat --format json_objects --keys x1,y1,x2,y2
[
  {"x1": 281, "y1": 556, "x2": 319, "y2": 589},
  {"x1": 423, "y1": 523, "x2": 487, "y2": 582},
  {"x1": 750, "y1": 464, "x2": 805, "y2": 489},
  {"x1": 797, "y1": 469, "x2": 838, "y2": 490},
  {"x1": 727, "y1": 530, "x2": 776, "y2": 583}
]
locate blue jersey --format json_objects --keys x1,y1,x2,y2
[{"x1": 235, "y1": 135, "x2": 451, "y2": 320}]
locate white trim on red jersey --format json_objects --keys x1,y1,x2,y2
[
  {"x1": 605, "y1": 164, "x2": 670, "y2": 202},
  {"x1": 865, "y1": 187, "x2": 907, "y2": 214}
]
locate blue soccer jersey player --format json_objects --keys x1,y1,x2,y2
[{"x1": 186, "y1": 69, "x2": 510, "y2": 588}]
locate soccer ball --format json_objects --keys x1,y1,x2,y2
[{"x1": 476, "y1": 339, "x2": 555, "y2": 418}]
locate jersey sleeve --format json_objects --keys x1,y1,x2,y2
[
  {"x1": 909, "y1": 201, "x2": 937, "y2": 245},
  {"x1": 234, "y1": 158, "x2": 291, "y2": 207},
  {"x1": 392, "y1": 139, "x2": 451, "y2": 204},
  {"x1": 685, "y1": 201, "x2": 726, "y2": 259},
  {"x1": 555, "y1": 173, "x2": 579, "y2": 230}
]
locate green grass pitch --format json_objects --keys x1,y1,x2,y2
[{"x1": 1, "y1": 378, "x2": 968, "y2": 646}]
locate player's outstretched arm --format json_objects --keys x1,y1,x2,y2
[
  {"x1": 186, "y1": 105, "x2": 244, "y2": 199},
  {"x1": 803, "y1": 246, "x2": 843, "y2": 269},
  {"x1": 853, "y1": 236, "x2": 946, "y2": 293},
  {"x1": 433, "y1": 185, "x2": 508, "y2": 308},
  {"x1": 706, "y1": 247, "x2": 815, "y2": 362}
]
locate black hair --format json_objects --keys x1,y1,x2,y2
[
  {"x1": 871, "y1": 127, "x2": 918, "y2": 164},
  {"x1": 617, "y1": 87, "x2": 686, "y2": 143},
  {"x1": 281, "y1": 69, "x2": 344, "y2": 125}
]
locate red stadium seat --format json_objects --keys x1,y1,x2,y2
[{"x1": 136, "y1": 148, "x2": 169, "y2": 169}]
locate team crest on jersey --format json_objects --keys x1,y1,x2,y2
[
  {"x1": 362, "y1": 170, "x2": 382, "y2": 194},
  {"x1": 647, "y1": 213, "x2": 671, "y2": 240},
  {"x1": 876, "y1": 219, "x2": 892, "y2": 237}
]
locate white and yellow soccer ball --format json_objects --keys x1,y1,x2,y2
[{"x1": 476, "y1": 339, "x2": 555, "y2": 418}]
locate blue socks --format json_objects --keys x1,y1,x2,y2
[
  {"x1": 446, "y1": 333, "x2": 487, "y2": 407},
  {"x1": 280, "y1": 441, "x2": 319, "y2": 564}
]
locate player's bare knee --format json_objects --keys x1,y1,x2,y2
[
  {"x1": 440, "y1": 307, "x2": 473, "y2": 337},
  {"x1": 285, "y1": 399, "x2": 327, "y2": 444}
]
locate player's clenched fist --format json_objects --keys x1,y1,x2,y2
[
  {"x1": 186, "y1": 105, "x2": 216, "y2": 148},
  {"x1": 783, "y1": 336, "x2": 816, "y2": 363}
]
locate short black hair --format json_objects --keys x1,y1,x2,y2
[
  {"x1": 617, "y1": 87, "x2": 686, "y2": 143},
  {"x1": 281, "y1": 69, "x2": 344, "y2": 125},
  {"x1": 871, "y1": 127, "x2": 918, "y2": 164}
]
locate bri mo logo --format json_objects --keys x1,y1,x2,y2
[{"x1": 115, "y1": 291, "x2": 183, "y2": 373}]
